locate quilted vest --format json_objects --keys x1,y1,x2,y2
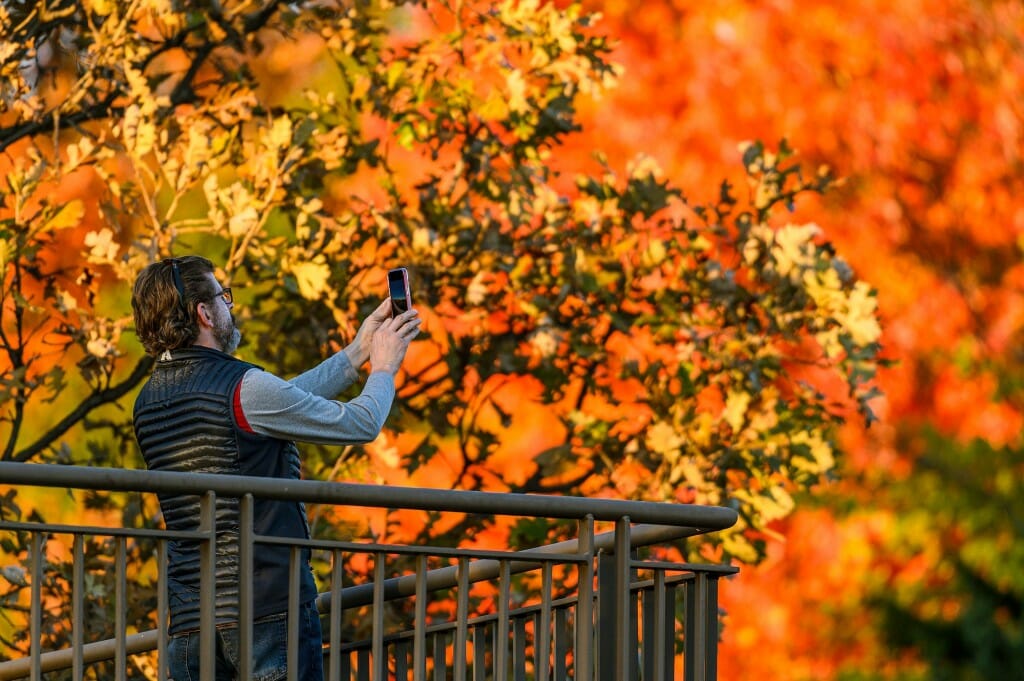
[{"x1": 133, "y1": 346, "x2": 317, "y2": 634}]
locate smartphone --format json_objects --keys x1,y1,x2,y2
[{"x1": 387, "y1": 267, "x2": 411, "y2": 316}]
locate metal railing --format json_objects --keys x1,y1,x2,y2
[{"x1": 0, "y1": 462, "x2": 738, "y2": 680}]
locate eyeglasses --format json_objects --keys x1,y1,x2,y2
[{"x1": 166, "y1": 259, "x2": 232, "y2": 311}]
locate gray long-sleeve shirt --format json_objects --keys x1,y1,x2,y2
[{"x1": 235, "y1": 351, "x2": 395, "y2": 444}]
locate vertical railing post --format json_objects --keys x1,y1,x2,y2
[
  {"x1": 536, "y1": 562, "x2": 553, "y2": 681},
  {"x1": 703, "y1": 574, "x2": 721, "y2": 681},
  {"x1": 684, "y1": 572, "x2": 709, "y2": 681},
  {"x1": 597, "y1": 517, "x2": 634, "y2": 681},
  {"x1": 72, "y1": 534, "x2": 85, "y2": 681},
  {"x1": 238, "y1": 494, "x2": 254, "y2": 680},
  {"x1": 454, "y1": 556, "x2": 470, "y2": 681},
  {"x1": 642, "y1": 571, "x2": 668, "y2": 681},
  {"x1": 414, "y1": 554, "x2": 428, "y2": 681},
  {"x1": 614, "y1": 518, "x2": 632, "y2": 681},
  {"x1": 597, "y1": 551, "x2": 613, "y2": 681},
  {"x1": 575, "y1": 515, "x2": 595, "y2": 681},
  {"x1": 373, "y1": 553, "x2": 387, "y2": 681},
  {"x1": 115, "y1": 537, "x2": 127, "y2": 681},
  {"x1": 29, "y1": 532, "x2": 42, "y2": 681},
  {"x1": 495, "y1": 560, "x2": 511, "y2": 680},
  {"x1": 358, "y1": 648, "x2": 370, "y2": 680},
  {"x1": 396, "y1": 641, "x2": 410, "y2": 680},
  {"x1": 157, "y1": 539, "x2": 168, "y2": 681},
  {"x1": 199, "y1": 491, "x2": 217, "y2": 681},
  {"x1": 472, "y1": 624, "x2": 487, "y2": 681},
  {"x1": 682, "y1": 570, "x2": 725, "y2": 681},
  {"x1": 329, "y1": 550, "x2": 345, "y2": 681},
  {"x1": 664, "y1": 582, "x2": 678, "y2": 678},
  {"x1": 433, "y1": 630, "x2": 448, "y2": 680},
  {"x1": 553, "y1": 608, "x2": 569, "y2": 681},
  {"x1": 512, "y1": 617, "x2": 527, "y2": 681},
  {"x1": 641, "y1": 569, "x2": 680, "y2": 681}
]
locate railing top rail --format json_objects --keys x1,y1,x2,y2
[{"x1": 0, "y1": 462, "x2": 737, "y2": 531}]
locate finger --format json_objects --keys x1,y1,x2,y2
[
  {"x1": 369, "y1": 299, "x2": 392, "y2": 320},
  {"x1": 394, "y1": 317, "x2": 421, "y2": 335}
]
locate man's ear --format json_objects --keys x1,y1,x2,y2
[{"x1": 197, "y1": 302, "x2": 213, "y2": 328}]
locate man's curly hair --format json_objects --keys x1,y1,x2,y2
[{"x1": 132, "y1": 256, "x2": 217, "y2": 356}]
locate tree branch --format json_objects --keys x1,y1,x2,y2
[
  {"x1": 0, "y1": 0, "x2": 290, "y2": 154},
  {"x1": 0, "y1": 96, "x2": 121, "y2": 155},
  {"x1": 11, "y1": 355, "x2": 154, "y2": 463}
]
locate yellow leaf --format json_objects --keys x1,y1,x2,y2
[
  {"x1": 668, "y1": 457, "x2": 703, "y2": 486},
  {"x1": 529, "y1": 329, "x2": 560, "y2": 358},
  {"x1": 734, "y1": 485, "x2": 795, "y2": 523},
  {"x1": 723, "y1": 389, "x2": 750, "y2": 432},
  {"x1": 84, "y1": 228, "x2": 118, "y2": 263},
  {"x1": 802, "y1": 268, "x2": 843, "y2": 309},
  {"x1": 386, "y1": 62, "x2": 405, "y2": 90},
  {"x1": 505, "y1": 70, "x2": 529, "y2": 114},
  {"x1": 690, "y1": 412, "x2": 714, "y2": 448},
  {"x1": 760, "y1": 486, "x2": 794, "y2": 521},
  {"x1": 122, "y1": 104, "x2": 156, "y2": 157},
  {"x1": 771, "y1": 223, "x2": 821, "y2": 278},
  {"x1": 87, "y1": 338, "x2": 113, "y2": 358},
  {"x1": 228, "y1": 206, "x2": 259, "y2": 237},
  {"x1": 645, "y1": 421, "x2": 683, "y2": 456},
  {"x1": 267, "y1": 116, "x2": 293, "y2": 151},
  {"x1": 44, "y1": 200, "x2": 85, "y2": 231},
  {"x1": 626, "y1": 155, "x2": 663, "y2": 180},
  {"x1": 66, "y1": 137, "x2": 95, "y2": 170},
  {"x1": 839, "y1": 281, "x2": 881, "y2": 345},
  {"x1": 55, "y1": 289, "x2": 78, "y2": 312},
  {"x1": 478, "y1": 91, "x2": 509, "y2": 121},
  {"x1": 642, "y1": 239, "x2": 666, "y2": 266},
  {"x1": 721, "y1": 529, "x2": 759, "y2": 563},
  {"x1": 466, "y1": 272, "x2": 488, "y2": 305},
  {"x1": 291, "y1": 261, "x2": 332, "y2": 300},
  {"x1": 412, "y1": 227, "x2": 432, "y2": 253},
  {"x1": 85, "y1": 0, "x2": 116, "y2": 18},
  {"x1": 791, "y1": 430, "x2": 836, "y2": 474}
]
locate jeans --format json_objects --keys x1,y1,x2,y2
[{"x1": 167, "y1": 600, "x2": 324, "y2": 681}]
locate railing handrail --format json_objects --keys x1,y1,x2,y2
[
  {"x1": 0, "y1": 462, "x2": 738, "y2": 529},
  {"x1": 0, "y1": 522, "x2": 734, "y2": 679},
  {"x1": 0, "y1": 462, "x2": 739, "y2": 681}
]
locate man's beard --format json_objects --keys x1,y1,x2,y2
[{"x1": 213, "y1": 309, "x2": 241, "y2": 354}]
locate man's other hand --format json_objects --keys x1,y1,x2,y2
[
  {"x1": 344, "y1": 299, "x2": 392, "y2": 368},
  {"x1": 369, "y1": 308, "x2": 421, "y2": 376}
]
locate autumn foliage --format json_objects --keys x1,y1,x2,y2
[
  {"x1": 1, "y1": 0, "x2": 880, "y2": 543},
  {"x1": 566, "y1": 0, "x2": 1024, "y2": 677},
  {"x1": 3, "y1": 0, "x2": 1019, "y2": 677}
]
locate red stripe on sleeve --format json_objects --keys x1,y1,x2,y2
[{"x1": 233, "y1": 379, "x2": 254, "y2": 433}]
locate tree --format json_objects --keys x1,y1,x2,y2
[
  {"x1": 0, "y1": 0, "x2": 883, "y2": 666},
  {"x1": 567, "y1": 0, "x2": 1024, "y2": 677},
  {"x1": 868, "y1": 436, "x2": 1024, "y2": 680}
]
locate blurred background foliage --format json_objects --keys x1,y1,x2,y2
[{"x1": 0, "y1": 0, "x2": 1021, "y2": 678}]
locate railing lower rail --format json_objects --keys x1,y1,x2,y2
[{"x1": 0, "y1": 462, "x2": 738, "y2": 681}]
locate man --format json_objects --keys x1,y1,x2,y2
[{"x1": 131, "y1": 256, "x2": 420, "y2": 681}]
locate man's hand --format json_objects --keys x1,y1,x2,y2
[
  {"x1": 344, "y1": 299, "x2": 392, "y2": 368},
  {"x1": 369, "y1": 308, "x2": 421, "y2": 376}
]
